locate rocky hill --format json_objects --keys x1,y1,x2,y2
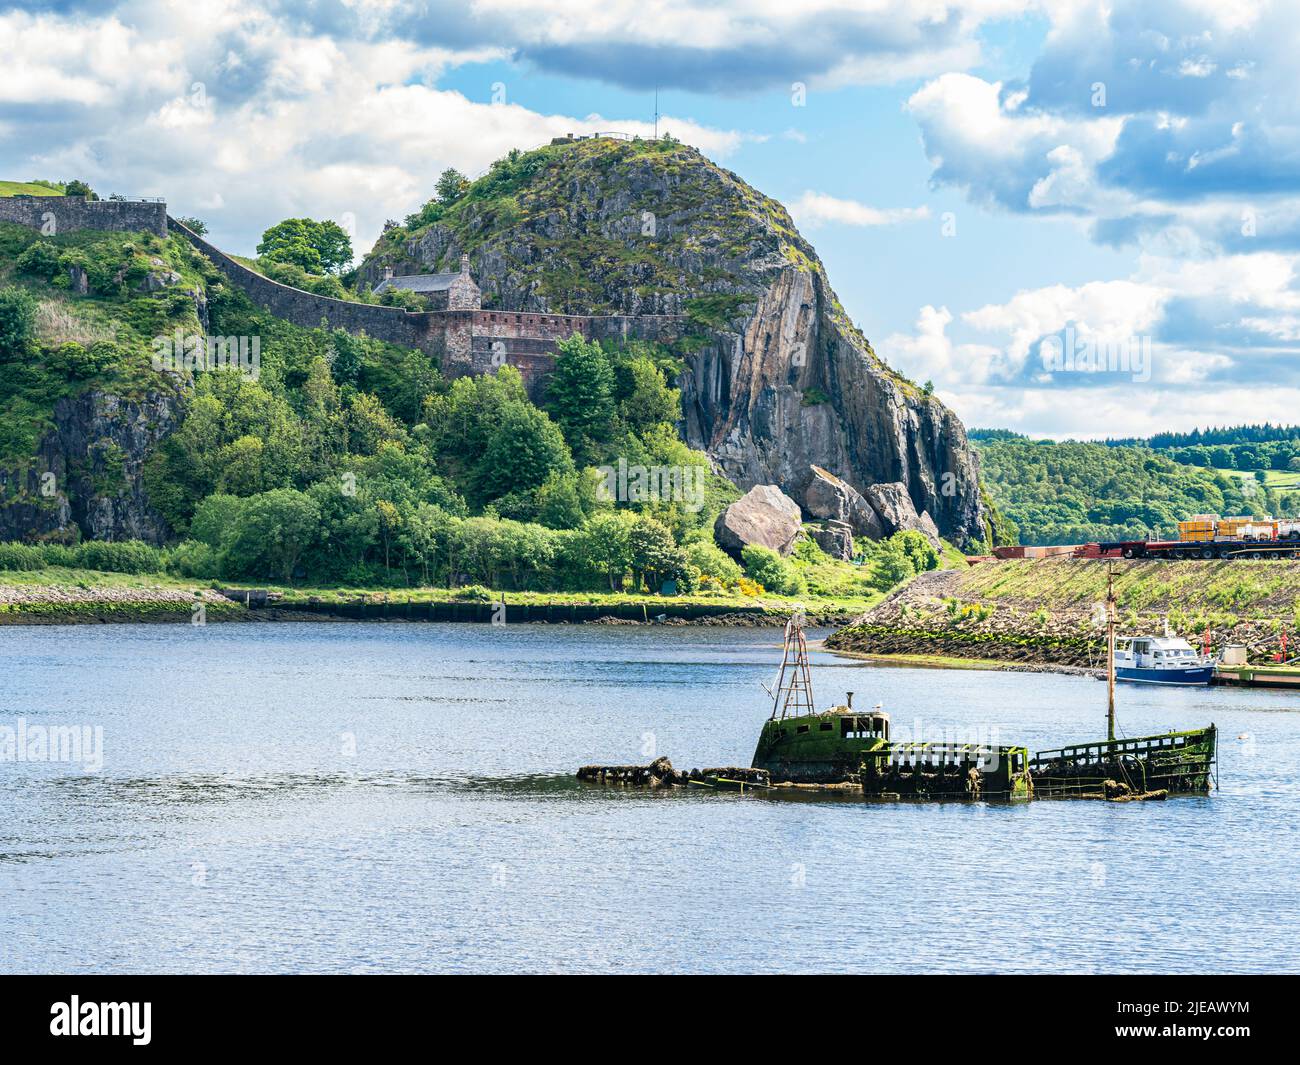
[{"x1": 361, "y1": 136, "x2": 988, "y2": 545}]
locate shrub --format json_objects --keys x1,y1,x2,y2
[
  {"x1": 870, "y1": 539, "x2": 915, "y2": 591},
  {"x1": 0, "y1": 539, "x2": 167, "y2": 575},
  {"x1": 45, "y1": 341, "x2": 114, "y2": 379},
  {"x1": 40, "y1": 544, "x2": 76, "y2": 567},
  {"x1": 166, "y1": 539, "x2": 220, "y2": 578},
  {"x1": 453, "y1": 584, "x2": 494, "y2": 601},
  {"x1": 741, "y1": 544, "x2": 805, "y2": 596},
  {"x1": 685, "y1": 541, "x2": 742, "y2": 586},
  {"x1": 0, "y1": 286, "x2": 39, "y2": 362},
  {"x1": 792, "y1": 535, "x2": 830, "y2": 563},
  {"x1": 379, "y1": 288, "x2": 426, "y2": 311},
  {"x1": 0, "y1": 542, "x2": 47, "y2": 571},
  {"x1": 893, "y1": 530, "x2": 940, "y2": 573},
  {"x1": 73, "y1": 540, "x2": 164, "y2": 574},
  {"x1": 16, "y1": 241, "x2": 61, "y2": 281}
]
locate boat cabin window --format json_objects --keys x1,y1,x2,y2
[
  {"x1": 819, "y1": 721, "x2": 833, "y2": 731},
  {"x1": 796, "y1": 724, "x2": 809, "y2": 734},
  {"x1": 840, "y1": 717, "x2": 881, "y2": 739}
]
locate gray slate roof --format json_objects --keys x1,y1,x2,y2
[{"x1": 374, "y1": 272, "x2": 462, "y2": 294}]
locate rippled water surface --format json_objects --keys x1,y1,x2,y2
[{"x1": 2, "y1": 622, "x2": 1297, "y2": 973}]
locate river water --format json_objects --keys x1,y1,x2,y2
[{"x1": 1, "y1": 622, "x2": 1296, "y2": 974}]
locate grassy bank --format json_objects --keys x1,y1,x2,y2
[
  {"x1": 827, "y1": 557, "x2": 1300, "y2": 667},
  {"x1": 0, "y1": 565, "x2": 880, "y2": 626}
]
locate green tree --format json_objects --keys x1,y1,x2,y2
[
  {"x1": 257, "y1": 218, "x2": 353, "y2": 274},
  {"x1": 329, "y1": 329, "x2": 363, "y2": 386},
  {"x1": 189, "y1": 493, "x2": 247, "y2": 550},
  {"x1": 534, "y1": 469, "x2": 595, "y2": 529},
  {"x1": 0, "y1": 287, "x2": 38, "y2": 362},
  {"x1": 302, "y1": 357, "x2": 346, "y2": 474},
  {"x1": 63, "y1": 179, "x2": 97, "y2": 199},
  {"x1": 580, "y1": 511, "x2": 635, "y2": 591},
  {"x1": 545, "y1": 334, "x2": 616, "y2": 465},
  {"x1": 614, "y1": 354, "x2": 680, "y2": 435},
  {"x1": 870, "y1": 539, "x2": 915, "y2": 591},
  {"x1": 347, "y1": 392, "x2": 406, "y2": 456},
  {"x1": 471, "y1": 401, "x2": 574, "y2": 508},
  {"x1": 223, "y1": 488, "x2": 321, "y2": 581},
  {"x1": 628, "y1": 514, "x2": 683, "y2": 592},
  {"x1": 215, "y1": 435, "x2": 268, "y2": 496},
  {"x1": 436, "y1": 168, "x2": 469, "y2": 205}
]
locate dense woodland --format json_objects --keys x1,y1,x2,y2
[
  {"x1": 973, "y1": 435, "x2": 1285, "y2": 546},
  {"x1": 0, "y1": 213, "x2": 937, "y2": 600}
]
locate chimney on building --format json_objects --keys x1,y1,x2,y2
[
  {"x1": 459, "y1": 252, "x2": 471, "y2": 275},
  {"x1": 383, "y1": 265, "x2": 393, "y2": 281}
]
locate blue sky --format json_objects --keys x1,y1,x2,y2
[{"x1": 2, "y1": 0, "x2": 1297, "y2": 438}]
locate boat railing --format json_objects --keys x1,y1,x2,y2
[
  {"x1": 1029, "y1": 729, "x2": 1208, "y2": 767},
  {"x1": 866, "y1": 742, "x2": 1027, "y2": 770}
]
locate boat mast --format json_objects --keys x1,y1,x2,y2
[
  {"x1": 771, "y1": 610, "x2": 815, "y2": 720},
  {"x1": 1106, "y1": 563, "x2": 1117, "y2": 742}
]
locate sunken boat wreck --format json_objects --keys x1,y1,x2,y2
[{"x1": 578, "y1": 603, "x2": 1217, "y2": 803}]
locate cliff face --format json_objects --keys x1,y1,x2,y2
[
  {"x1": 364, "y1": 137, "x2": 986, "y2": 543},
  {"x1": 0, "y1": 388, "x2": 183, "y2": 545}
]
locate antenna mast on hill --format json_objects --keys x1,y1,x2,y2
[{"x1": 654, "y1": 86, "x2": 659, "y2": 140}]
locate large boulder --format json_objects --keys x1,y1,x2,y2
[
  {"x1": 863, "y1": 481, "x2": 943, "y2": 549},
  {"x1": 803, "y1": 465, "x2": 885, "y2": 540},
  {"x1": 810, "y1": 520, "x2": 855, "y2": 561},
  {"x1": 715, "y1": 484, "x2": 803, "y2": 557}
]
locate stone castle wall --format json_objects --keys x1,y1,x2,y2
[
  {"x1": 168, "y1": 217, "x2": 441, "y2": 351},
  {"x1": 0, "y1": 196, "x2": 167, "y2": 238},
  {"x1": 3, "y1": 205, "x2": 686, "y2": 393}
]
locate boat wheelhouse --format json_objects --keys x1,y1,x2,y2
[
  {"x1": 749, "y1": 614, "x2": 1032, "y2": 799},
  {"x1": 1114, "y1": 635, "x2": 1215, "y2": 686}
]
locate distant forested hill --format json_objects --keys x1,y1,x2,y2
[
  {"x1": 973, "y1": 437, "x2": 1260, "y2": 546},
  {"x1": 1101, "y1": 423, "x2": 1300, "y2": 472}
]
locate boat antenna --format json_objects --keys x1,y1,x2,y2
[
  {"x1": 771, "y1": 609, "x2": 815, "y2": 720},
  {"x1": 1106, "y1": 562, "x2": 1117, "y2": 742}
]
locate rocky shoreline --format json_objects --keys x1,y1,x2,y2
[
  {"x1": 826, "y1": 559, "x2": 1299, "y2": 668},
  {"x1": 0, "y1": 583, "x2": 857, "y2": 628}
]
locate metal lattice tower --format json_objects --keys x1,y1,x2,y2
[{"x1": 771, "y1": 613, "x2": 815, "y2": 720}]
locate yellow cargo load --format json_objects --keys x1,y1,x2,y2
[
  {"x1": 1217, "y1": 517, "x2": 1253, "y2": 538},
  {"x1": 1178, "y1": 520, "x2": 1216, "y2": 542}
]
